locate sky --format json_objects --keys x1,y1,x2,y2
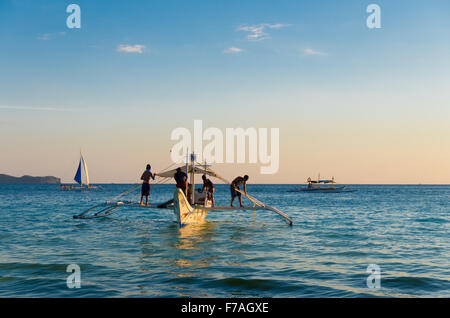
[{"x1": 0, "y1": 0, "x2": 449, "y2": 184}]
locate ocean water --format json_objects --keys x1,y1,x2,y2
[{"x1": 0, "y1": 184, "x2": 448, "y2": 297}]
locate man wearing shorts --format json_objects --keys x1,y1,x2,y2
[
  {"x1": 230, "y1": 175, "x2": 249, "y2": 207},
  {"x1": 140, "y1": 164, "x2": 155, "y2": 206}
]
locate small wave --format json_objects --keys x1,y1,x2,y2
[
  {"x1": 413, "y1": 217, "x2": 448, "y2": 224},
  {"x1": 383, "y1": 276, "x2": 450, "y2": 292},
  {"x1": 0, "y1": 262, "x2": 67, "y2": 272},
  {"x1": 210, "y1": 277, "x2": 285, "y2": 291}
]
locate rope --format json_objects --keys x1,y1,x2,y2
[
  {"x1": 183, "y1": 163, "x2": 265, "y2": 208},
  {"x1": 74, "y1": 162, "x2": 292, "y2": 225},
  {"x1": 204, "y1": 166, "x2": 292, "y2": 224},
  {"x1": 110, "y1": 184, "x2": 141, "y2": 201},
  {"x1": 154, "y1": 162, "x2": 178, "y2": 179},
  {"x1": 203, "y1": 166, "x2": 264, "y2": 207},
  {"x1": 110, "y1": 164, "x2": 179, "y2": 202}
]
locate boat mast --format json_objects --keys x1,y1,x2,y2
[
  {"x1": 185, "y1": 149, "x2": 189, "y2": 201},
  {"x1": 80, "y1": 151, "x2": 83, "y2": 187},
  {"x1": 189, "y1": 152, "x2": 196, "y2": 204}
]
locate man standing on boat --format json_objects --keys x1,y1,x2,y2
[
  {"x1": 174, "y1": 167, "x2": 188, "y2": 195},
  {"x1": 201, "y1": 174, "x2": 215, "y2": 207},
  {"x1": 140, "y1": 164, "x2": 155, "y2": 206},
  {"x1": 230, "y1": 175, "x2": 249, "y2": 207}
]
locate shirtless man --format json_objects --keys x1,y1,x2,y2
[
  {"x1": 174, "y1": 167, "x2": 188, "y2": 195},
  {"x1": 140, "y1": 164, "x2": 155, "y2": 206},
  {"x1": 230, "y1": 175, "x2": 249, "y2": 207}
]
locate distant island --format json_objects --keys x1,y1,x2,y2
[{"x1": 0, "y1": 174, "x2": 60, "y2": 184}]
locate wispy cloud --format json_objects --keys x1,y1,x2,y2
[
  {"x1": 0, "y1": 106, "x2": 72, "y2": 112},
  {"x1": 237, "y1": 23, "x2": 290, "y2": 41},
  {"x1": 302, "y1": 48, "x2": 328, "y2": 56},
  {"x1": 224, "y1": 47, "x2": 243, "y2": 54},
  {"x1": 116, "y1": 44, "x2": 145, "y2": 54},
  {"x1": 37, "y1": 32, "x2": 66, "y2": 41}
]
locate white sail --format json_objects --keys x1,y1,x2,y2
[{"x1": 81, "y1": 155, "x2": 90, "y2": 186}]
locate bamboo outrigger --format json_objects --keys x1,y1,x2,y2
[{"x1": 73, "y1": 153, "x2": 293, "y2": 227}]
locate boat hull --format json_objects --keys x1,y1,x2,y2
[
  {"x1": 173, "y1": 188, "x2": 208, "y2": 227},
  {"x1": 300, "y1": 186, "x2": 350, "y2": 193},
  {"x1": 61, "y1": 185, "x2": 98, "y2": 191}
]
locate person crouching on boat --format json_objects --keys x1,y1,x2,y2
[
  {"x1": 174, "y1": 167, "x2": 188, "y2": 195},
  {"x1": 140, "y1": 164, "x2": 155, "y2": 206},
  {"x1": 230, "y1": 175, "x2": 249, "y2": 207},
  {"x1": 201, "y1": 174, "x2": 215, "y2": 207}
]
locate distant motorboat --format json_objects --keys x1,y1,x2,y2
[{"x1": 300, "y1": 174, "x2": 351, "y2": 192}]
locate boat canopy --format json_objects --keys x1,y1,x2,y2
[
  {"x1": 308, "y1": 179, "x2": 334, "y2": 184},
  {"x1": 156, "y1": 165, "x2": 218, "y2": 179}
]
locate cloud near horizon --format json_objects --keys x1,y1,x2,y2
[
  {"x1": 37, "y1": 32, "x2": 66, "y2": 41},
  {"x1": 237, "y1": 23, "x2": 290, "y2": 41},
  {"x1": 116, "y1": 44, "x2": 145, "y2": 54},
  {"x1": 302, "y1": 48, "x2": 328, "y2": 56},
  {"x1": 224, "y1": 47, "x2": 243, "y2": 54},
  {"x1": 0, "y1": 105, "x2": 72, "y2": 112}
]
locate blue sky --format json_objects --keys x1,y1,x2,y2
[{"x1": 1, "y1": 0, "x2": 450, "y2": 183}]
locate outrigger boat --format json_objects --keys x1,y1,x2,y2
[
  {"x1": 61, "y1": 152, "x2": 97, "y2": 190},
  {"x1": 73, "y1": 153, "x2": 293, "y2": 227},
  {"x1": 300, "y1": 174, "x2": 348, "y2": 192}
]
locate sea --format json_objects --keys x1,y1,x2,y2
[{"x1": 0, "y1": 184, "x2": 448, "y2": 297}]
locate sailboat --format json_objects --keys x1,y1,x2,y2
[{"x1": 61, "y1": 153, "x2": 97, "y2": 190}]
